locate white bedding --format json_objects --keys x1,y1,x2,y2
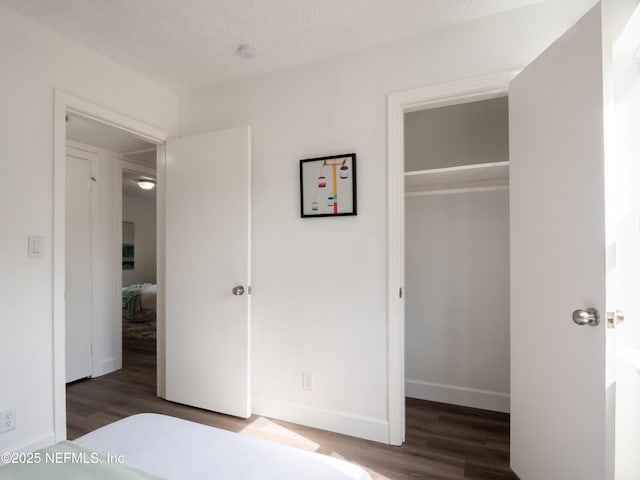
[
  {"x1": 122, "y1": 283, "x2": 157, "y2": 319},
  {"x1": 74, "y1": 414, "x2": 372, "y2": 480},
  {"x1": 139, "y1": 284, "x2": 157, "y2": 310}
]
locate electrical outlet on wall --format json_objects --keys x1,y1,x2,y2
[
  {"x1": 302, "y1": 371, "x2": 314, "y2": 391},
  {"x1": 0, "y1": 409, "x2": 16, "y2": 433}
]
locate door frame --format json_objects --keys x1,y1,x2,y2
[
  {"x1": 53, "y1": 90, "x2": 168, "y2": 442},
  {"x1": 385, "y1": 70, "x2": 518, "y2": 445}
]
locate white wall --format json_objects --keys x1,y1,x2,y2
[
  {"x1": 611, "y1": 3, "x2": 640, "y2": 475},
  {"x1": 611, "y1": 3, "x2": 640, "y2": 353},
  {"x1": 179, "y1": 2, "x2": 594, "y2": 442},
  {"x1": 122, "y1": 195, "x2": 157, "y2": 286},
  {"x1": 404, "y1": 97, "x2": 509, "y2": 172},
  {"x1": 405, "y1": 190, "x2": 510, "y2": 412},
  {"x1": 0, "y1": 5, "x2": 178, "y2": 454}
]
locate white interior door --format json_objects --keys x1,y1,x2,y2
[
  {"x1": 65, "y1": 153, "x2": 94, "y2": 383},
  {"x1": 509, "y1": 5, "x2": 612, "y2": 479},
  {"x1": 165, "y1": 126, "x2": 251, "y2": 418}
]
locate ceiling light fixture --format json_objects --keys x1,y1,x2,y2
[
  {"x1": 136, "y1": 178, "x2": 156, "y2": 190},
  {"x1": 237, "y1": 44, "x2": 257, "y2": 60}
]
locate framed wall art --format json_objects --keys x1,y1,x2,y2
[
  {"x1": 300, "y1": 153, "x2": 357, "y2": 218},
  {"x1": 122, "y1": 221, "x2": 135, "y2": 270}
]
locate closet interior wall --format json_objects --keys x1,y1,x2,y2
[{"x1": 404, "y1": 97, "x2": 511, "y2": 413}]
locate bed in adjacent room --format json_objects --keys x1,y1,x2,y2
[
  {"x1": 0, "y1": 414, "x2": 373, "y2": 480},
  {"x1": 123, "y1": 283, "x2": 157, "y2": 320},
  {"x1": 122, "y1": 283, "x2": 157, "y2": 340}
]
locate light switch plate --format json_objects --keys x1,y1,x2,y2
[{"x1": 28, "y1": 235, "x2": 44, "y2": 258}]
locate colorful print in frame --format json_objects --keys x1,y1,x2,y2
[{"x1": 300, "y1": 153, "x2": 357, "y2": 218}]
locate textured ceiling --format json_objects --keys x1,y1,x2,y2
[{"x1": 0, "y1": 0, "x2": 545, "y2": 92}]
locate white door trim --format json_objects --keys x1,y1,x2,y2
[
  {"x1": 53, "y1": 90, "x2": 168, "y2": 442},
  {"x1": 155, "y1": 145, "x2": 167, "y2": 398},
  {"x1": 386, "y1": 70, "x2": 518, "y2": 445}
]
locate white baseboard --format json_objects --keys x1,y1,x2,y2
[
  {"x1": 251, "y1": 395, "x2": 389, "y2": 444},
  {"x1": 406, "y1": 379, "x2": 510, "y2": 413},
  {"x1": 0, "y1": 432, "x2": 56, "y2": 464},
  {"x1": 93, "y1": 357, "x2": 117, "y2": 377}
]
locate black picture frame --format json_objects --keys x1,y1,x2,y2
[{"x1": 300, "y1": 153, "x2": 357, "y2": 218}]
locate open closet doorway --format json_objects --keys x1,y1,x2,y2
[
  {"x1": 403, "y1": 96, "x2": 510, "y2": 414},
  {"x1": 386, "y1": 71, "x2": 516, "y2": 445}
]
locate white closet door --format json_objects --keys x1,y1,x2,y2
[
  {"x1": 509, "y1": 4, "x2": 617, "y2": 479},
  {"x1": 65, "y1": 154, "x2": 93, "y2": 383}
]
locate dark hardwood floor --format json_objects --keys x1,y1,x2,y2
[{"x1": 67, "y1": 337, "x2": 518, "y2": 480}]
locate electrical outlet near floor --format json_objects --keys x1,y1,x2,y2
[
  {"x1": 0, "y1": 409, "x2": 16, "y2": 433},
  {"x1": 302, "y1": 371, "x2": 314, "y2": 391}
]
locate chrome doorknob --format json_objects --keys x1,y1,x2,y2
[
  {"x1": 572, "y1": 307, "x2": 600, "y2": 326},
  {"x1": 231, "y1": 286, "x2": 245, "y2": 296}
]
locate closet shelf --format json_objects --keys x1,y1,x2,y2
[{"x1": 405, "y1": 161, "x2": 509, "y2": 193}]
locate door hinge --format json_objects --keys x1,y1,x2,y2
[{"x1": 399, "y1": 287, "x2": 403, "y2": 299}]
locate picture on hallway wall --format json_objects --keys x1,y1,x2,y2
[
  {"x1": 300, "y1": 153, "x2": 357, "y2": 218},
  {"x1": 122, "y1": 221, "x2": 135, "y2": 270}
]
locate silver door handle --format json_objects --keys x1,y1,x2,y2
[
  {"x1": 231, "y1": 285, "x2": 245, "y2": 296},
  {"x1": 572, "y1": 307, "x2": 600, "y2": 326}
]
